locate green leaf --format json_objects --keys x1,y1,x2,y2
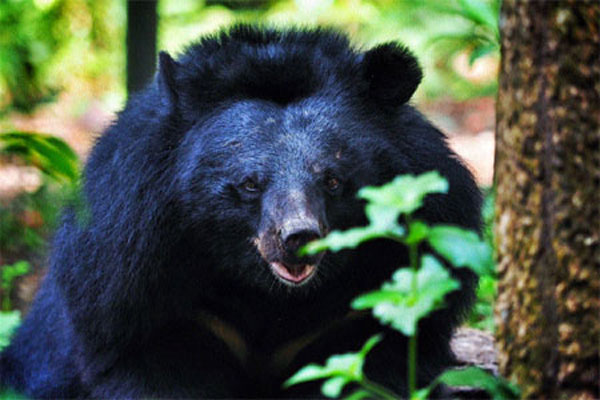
[
  {"x1": 427, "y1": 225, "x2": 494, "y2": 275},
  {"x1": 457, "y1": 0, "x2": 500, "y2": 38},
  {"x1": 352, "y1": 291, "x2": 406, "y2": 310},
  {"x1": 358, "y1": 171, "x2": 448, "y2": 217},
  {"x1": 469, "y1": 43, "x2": 498, "y2": 65},
  {"x1": 406, "y1": 220, "x2": 429, "y2": 245},
  {"x1": 285, "y1": 335, "x2": 382, "y2": 393},
  {"x1": 364, "y1": 203, "x2": 402, "y2": 232},
  {"x1": 300, "y1": 172, "x2": 447, "y2": 255},
  {"x1": 300, "y1": 222, "x2": 405, "y2": 255},
  {"x1": 0, "y1": 311, "x2": 21, "y2": 350},
  {"x1": 342, "y1": 389, "x2": 371, "y2": 400},
  {"x1": 410, "y1": 387, "x2": 432, "y2": 400},
  {"x1": 0, "y1": 131, "x2": 79, "y2": 184},
  {"x1": 352, "y1": 255, "x2": 460, "y2": 336},
  {"x1": 359, "y1": 334, "x2": 382, "y2": 358},
  {"x1": 284, "y1": 364, "x2": 332, "y2": 387},
  {"x1": 436, "y1": 367, "x2": 520, "y2": 400},
  {"x1": 322, "y1": 376, "x2": 350, "y2": 398},
  {"x1": 1, "y1": 261, "x2": 30, "y2": 291}
]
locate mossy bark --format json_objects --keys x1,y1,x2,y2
[{"x1": 494, "y1": 1, "x2": 599, "y2": 399}]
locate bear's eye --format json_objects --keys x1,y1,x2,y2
[
  {"x1": 241, "y1": 178, "x2": 260, "y2": 193},
  {"x1": 326, "y1": 176, "x2": 341, "y2": 193}
]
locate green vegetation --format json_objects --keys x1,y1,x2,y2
[
  {"x1": 1, "y1": 261, "x2": 30, "y2": 311},
  {"x1": 158, "y1": 0, "x2": 500, "y2": 101},
  {"x1": 0, "y1": 260, "x2": 29, "y2": 354},
  {"x1": 286, "y1": 172, "x2": 517, "y2": 399},
  {"x1": 0, "y1": 132, "x2": 79, "y2": 185},
  {"x1": 0, "y1": 0, "x2": 500, "y2": 116}
]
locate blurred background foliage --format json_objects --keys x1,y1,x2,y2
[
  {"x1": 0, "y1": 0, "x2": 500, "y2": 350},
  {"x1": 0, "y1": 0, "x2": 500, "y2": 117}
]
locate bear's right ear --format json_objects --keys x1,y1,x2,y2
[
  {"x1": 157, "y1": 51, "x2": 179, "y2": 111},
  {"x1": 362, "y1": 43, "x2": 423, "y2": 108}
]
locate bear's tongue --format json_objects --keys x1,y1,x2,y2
[{"x1": 270, "y1": 262, "x2": 315, "y2": 283}]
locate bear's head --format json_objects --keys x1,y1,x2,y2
[{"x1": 149, "y1": 27, "x2": 468, "y2": 296}]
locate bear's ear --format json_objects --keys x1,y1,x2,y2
[
  {"x1": 157, "y1": 51, "x2": 179, "y2": 111},
  {"x1": 362, "y1": 43, "x2": 423, "y2": 107}
]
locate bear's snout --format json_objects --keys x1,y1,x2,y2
[{"x1": 279, "y1": 218, "x2": 322, "y2": 257}]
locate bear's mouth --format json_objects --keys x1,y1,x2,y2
[{"x1": 269, "y1": 262, "x2": 316, "y2": 284}]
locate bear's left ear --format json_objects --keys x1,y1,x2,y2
[
  {"x1": 362, "y1": 43, "x2": 423, "y2": 107},
  {"x1": 157, "y1": 51, "x2": 180, "y2": 111}
]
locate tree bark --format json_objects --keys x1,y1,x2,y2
[{"x1": 494, "y1": 1, "x2": 599, "y2": 399}]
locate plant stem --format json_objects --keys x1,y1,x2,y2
[
  {"x1": 2, "y1": 296, "x2": 10, "y2": 312},
  {"x1": 408, "y1": 332, "x2": 417, "y2": 397},
  {"x1": 360, "y1": 377, "x2": 400, "y2": 400},
  {"x1": 407, "y1": 216, "x2": 419, "y2": 398}
]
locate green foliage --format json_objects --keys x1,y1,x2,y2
[
  {"x1": 0, "y1": 0, "x2": 64, "y2": 113},
  {"x1": 434, "y1": 367, "x2": 520, "y2": 400},
  {"x1": 423, "y1": 0, "x2": 500, "y2": 98},
  {"x1": 287, "y1": 172, "x2": 516, "y2": 399},
  {"x1": 0, "y1": 131, "x2": 80, "y2": 257},
  {"x1": 427, "y1": 225, "x2": 494, "y2": 275},
  {"x1": 468, "y1": 274, "x2": 496, "y2": 331},
  {"x1": 429, "y1": 0, "x2": 500, "y2": 52},
  {"x1": 0, "y1": 310, "x2": 21, "y2": 350},
  {"x1": 158, "y1": 0, "x2": 499, "y2": 101},
  {"x1": 0, "y1": 311, "x2": 24, "y2": 399},
  {"x1": 1, "y1": 261, "x2": 30, "y2": 311},
  {"x1": 466, "y1": 187, "x2": 496, "y2": 331},
  {"x1": 0, "y1": 132, "x2": 79, "y2": 185},
  {"x1": 285, "y1": 335, "x2": 399, "y2": 399},
  {"x1": 301, "y1": 172, "x2": 447, "y2": 255},
  {"x1": 0, "y1": 185, "x2": 64, "y2": 254},
  {"x1": 352, "y1": 255, "x2": 459, "y2": 336}
]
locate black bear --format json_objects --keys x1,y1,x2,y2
[{"x1": 0, "y1": 26, "x2": 481, "y2": 398}]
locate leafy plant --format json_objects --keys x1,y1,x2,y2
[
  {"x1": 284, "y1": 335, "x2": 397, "y2": 399},
  {"x1": 428, "y1": 0, "x2": 500, "y2": 65},
  {"x1": 0, "y1": 310, "x2": 21, "y2": 350},
  {"x1": 466, "y1": 187, "x2": 496, "y2": 331},
  {"x1": 0, "y1": 131, "x2": 80, "y2": 257},
  {"x1": 0, "y1": 131, "x2": 79, "y2": 185},
  {"x1": 287, "y1": 172, "x2": 518, "y2": 399},
  {"x1": 0, "y1": 310, "x2": 24, "y2": 399},
  {"x1": 1, "y1": 261, "x2": 30, "y2": 311},
  {"x1": 0, "y1": 0, "x2": 64, "y2": 113}
]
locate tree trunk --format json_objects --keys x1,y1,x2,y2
[
  {"x1": 494, "y1": 1, "x2": 599, "y2": 399},
  {"x1": 126, "y1": 0, "x2": 157, "y2": 95}
]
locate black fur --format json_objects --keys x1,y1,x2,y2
[{"x1": 0, "y1": 25, "x2": 481, "y2": 398}]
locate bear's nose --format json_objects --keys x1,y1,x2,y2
[
  {"x1": 280, "y1": 219, "x2": 322, "y2": 256},
  {"x1": 282, "y1": 229, "x2": 321, "y2": 254}
]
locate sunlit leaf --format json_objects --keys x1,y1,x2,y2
[
  {"x1": 457, "y1": 0, "x2": 499, "y2": 38},
  {"x1": 0, "y1": 132, "x2": 79, "y2": 184},
  {"x1": 352, "y1": 255, "x2": 460, "y2": 336},
  {"x1": 0, "y1": 311, "x2": 21, "y2": 350},
  {"x1": 342, "y1": 389, "x2": 371, "y2": 400},
  {"x1": 469, "y1": 43, "x2": 498, "y2": 65},
  {"x1": 436, "y1": 367, "x2": 520, "y2": 400},
  {"x1": 359, "y1": 334, "x2": 382, "y2": 358},
  {"x1": 284, "y1": 364, "x2": 332, "y2": 387},
  {"x1": 410, "y1": 387, "x2": 432, "y2": 400},
  {"x1": 322, "y1": 376, "x2": 350, "y2": 398},
  {"x1": 427, "y1": 225, "x2": 493, "y2": 275},
  {"x1": 284, "y1": 335, "x2": 382, "y2": 394},
  {"x1": 358, "y1": 171, "x2": 448, "y2": 216},
  {"x1": 405, "y1": 220, "x2": 429, "y2": 245}
]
